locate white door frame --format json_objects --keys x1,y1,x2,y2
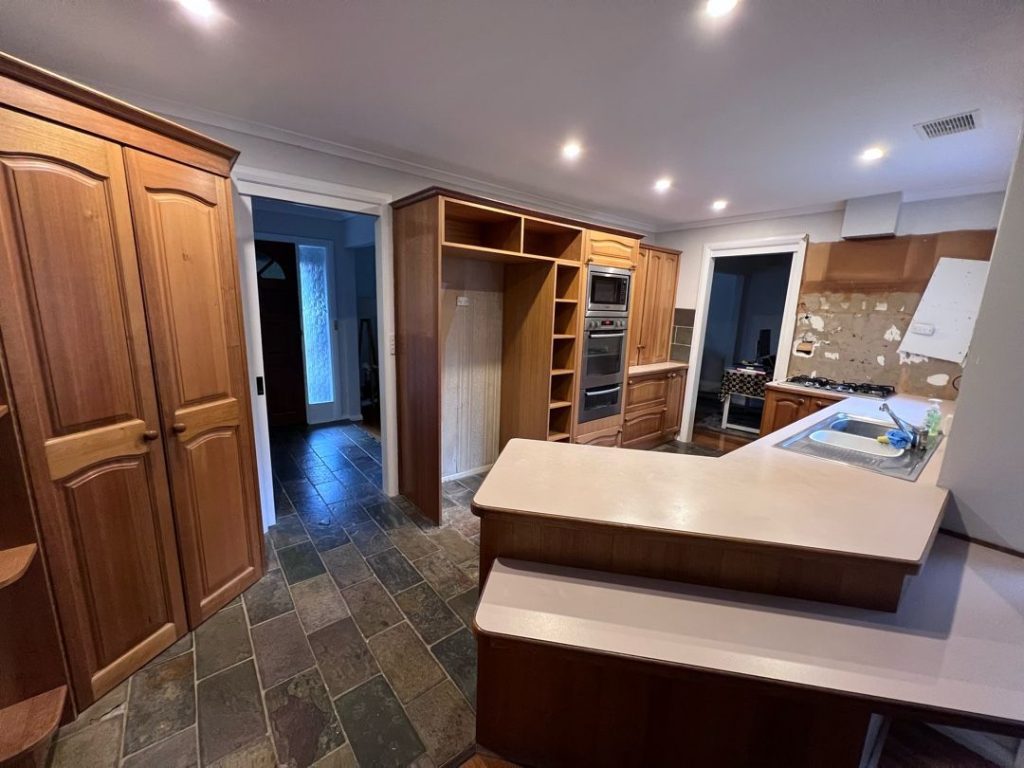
[
  {"x1": 680, "y1": 234, "x2": 807, "y2": 442},
  {"x1": 232, "y1": 166, "x2": 397, "y2": 530},
  {"x1": 254, "y1": 232, "x2": 344, "y2": 425}
]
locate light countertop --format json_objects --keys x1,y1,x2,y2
[
  {"x1": 474, "y1": 394, "x2": 953, "y2": 566},
  {"x1": 477, "y1": 536, "x2": 1024, "y2": 730},
  {"x1": 628, "y1": 361, "x2": 688, "y2": 375}
]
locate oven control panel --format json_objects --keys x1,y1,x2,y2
[{"x1": 584, "y1": 317, "x2": 627, "y2": 331}]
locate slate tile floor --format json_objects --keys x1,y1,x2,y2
[{"x1": 48, "y1": 421, "x2": 482, "y2": 768}]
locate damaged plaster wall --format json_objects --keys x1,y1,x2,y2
[{"x1": 785, "y1": 230, "x2": 996, "y2": 399}]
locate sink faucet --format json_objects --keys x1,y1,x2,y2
[{"x1": 879, "y1": 403, "x2": 928, "y2": 450}]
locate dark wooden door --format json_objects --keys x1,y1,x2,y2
[
  {"x1": 0, "y1": 109, "x2": 187, "y2": 707},
  {"x1": 125, "y1": 149, "x2": 263, "y2": 626},
  {"x1": 255, "y1": 240, "x2": 306, "y2": 426}
]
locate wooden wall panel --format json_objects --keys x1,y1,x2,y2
[
  {"x1": 440, "y1": 257, "x2": 503, "y2": 478},
  {"x1": 394, "y1": 198, "x2": 442, "y2": 523},
  {"x1": 499, "y1": 263, "x2": 555, "y2": 446}
]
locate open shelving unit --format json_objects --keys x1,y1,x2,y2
[
  {"x1": 0, "y1": 355, "x2": 69, "y2": 764},
  {"x1": 548, "y1": 262, "x2": 582, "y2": 441},
  {"x1": 393, "y1": 188, "x2": 642, "y2": 523},
  {"x1": 0, "y1": 686, "x2": 67, "y2": 765},
  {"x1": 441, "y1": 198, "x2": 584, "y2": 264}
]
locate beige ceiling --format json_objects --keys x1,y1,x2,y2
[{"x1": 1, "y1": 0, "x2": 1022, "y2": 230}]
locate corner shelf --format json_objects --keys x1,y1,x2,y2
[
  {"x1": 547, "y1": 432, "x2": 571, "y2": 442},
  {"x1": 0, "y1": 404, "x2": 9, "y2": 420},
  {"x1": 0, "y1": 544, "x2": 37, "y2": 590},
  {"x1": 549, "y1": 401, "x2": 572, "y2": 410},
  {"x1": 0, "y1": 686, "x2": 67, "y2": 764}
]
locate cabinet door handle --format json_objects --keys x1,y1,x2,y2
[
  {"x1": 143, "y1": 429, "x2": 159, "y2": 441},
  {"x1": 172, "y1": 423, "x2": 186, "y2": 434}
]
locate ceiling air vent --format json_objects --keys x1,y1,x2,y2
[{"x1": 914, "y1": 110, "x2": 980, "y2": 140}]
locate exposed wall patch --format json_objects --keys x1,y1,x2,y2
[
  {"x1": 877, "y1": 355, "x2": 886, "y2": 366},
  {"x1": 927, "y1": 373, "x2": 950, "y2": 386},
  {"x1": 824, "y1": 352, "x2": 839, "y2": 360},
  {"x1": 884, "y1": 325, "x2": 902, "y2": 342},
  {"x1": 901, "y1": 354, "x2": 933, "y2": 366}
]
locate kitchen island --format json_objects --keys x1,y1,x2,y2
[{"x1": 472, "y1": 394, "x2": 953, "y2": 610}]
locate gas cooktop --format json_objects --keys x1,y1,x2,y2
[{"x1": 785, "y1": 376, "x2": 895, "y2": 399}]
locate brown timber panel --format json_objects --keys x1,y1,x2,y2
[
  {"x1": 126, "y1": 149, "x2": 262, "y2": 625},
  {"x1": 0, "y1": 111, "x2": 186, "y2": 707},
  {"x1": 475, "y1": 511, "x2": 910, "y2": 610},
  {"x1": 393, "y1": 198, "x2": 443, "y2": 524}
]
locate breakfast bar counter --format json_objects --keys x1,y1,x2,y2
[
  {"x1": 473, "y1": 535, "x2": 1024, "y2": 767},
  {"x1": 472, "y1": 394, "x2": 954, "y2": 610}
]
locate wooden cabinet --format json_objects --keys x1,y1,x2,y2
[
  {"x1": 574, "y1": 425, "x2": 621, "y2": 448},
  {"x1": 622, "y1": 365, "x2": 687, "y2": 449},
  {"x1": 0, "y1": 55, "x2": 261, "y2": 710},
  {"x1": 626, "y1": 375, "x2": 669, "y2": 412},
  {"x1": 630, "y1": 245, "x2": 681, "y2": 366},
  {"x1": 760, "y1": 385, "x2": 846, "y2": 436},
  {"x1": 663, "y1": 370, "x2": 686, "y2": 438},
  {"x1": 0, "y1": 109, "x2": 187, "y2": 705},
  {"x1": 126, "y1": 151, "x2": 262, "y2": 625},
  {"x1": 586, "y1": 230, "x2": 638, "y2": 268}
]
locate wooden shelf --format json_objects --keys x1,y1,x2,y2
[
  {"x1": 0, "y1": 543, "x2": 37, "y2": 590},
  {"x1": 0, "y1": 404, "x2": 8, "y2": 420},
  {"x1": 555, "y1": 298, "x2": 577, "y2": 304},
  {"x1": 0, "y1": 686, "x2": 67, "y2": 764},
  {"x1": 442, "y1": 241, "x2": 544, "y2": 265},
  {"x1": 551, "y1": 369, "x2": 574, "y2": 377},
  {"x1": 553, "y1": 334, "x2": 575, "y2": 340},
  {"x1": 547, "y1": 432, "x2": 571, "y2": 442},
  {"x1": 549, "y1": 401, "x2": 572, "y2": 410}
]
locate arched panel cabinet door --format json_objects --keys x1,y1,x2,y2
[
  {"x1": 124, "y1": 149, "x2": 263, "y2": 625},
  {"x1": 0, "y1": 109, "x2": 187, "y2": 707}
]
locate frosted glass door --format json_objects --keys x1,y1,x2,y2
[{"x1": 297, "y1": 243, "x2": 341, "y2": 424}]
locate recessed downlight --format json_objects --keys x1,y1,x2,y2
[
  {"x1": 653, "y1": 177, "x2": 673, "y2": 193},
  {"x1": 859, "y1": 146, "x2": 886, "y2": 163},
  {"x1": 172, "y1": 0, "x2": 222, "y2": 26},
  {"x1": 705, "y1": 0, "x2": 739, "y2": 18},
  {"x1": 711, "y1": 199, "x2": 729, "y2": 212},
  {"x1": 561, "y1": 140, "x2": 583, "y2": 161}
]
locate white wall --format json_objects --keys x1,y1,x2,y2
[
  {"x1": 657, "y1": 192, "x2": 1005, "y2": 309},
  {"x1": 938, "y1": 137, "x2": 1024, "y2": 553}
]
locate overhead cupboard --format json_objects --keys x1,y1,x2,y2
[{"x1": 0, "y1": 50, "x2": 263, "y2": 727}]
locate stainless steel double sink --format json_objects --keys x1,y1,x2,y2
[{"x1": 777, "y1": 412, "x2": 942, "y2": 482}]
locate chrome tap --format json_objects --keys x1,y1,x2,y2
[{"x1": 879, "y1": 403, "x2": 928, "y2": 450}]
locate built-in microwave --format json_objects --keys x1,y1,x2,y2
[{"x1": 586, "y1": 264, "x2": 631, "y2": 316}]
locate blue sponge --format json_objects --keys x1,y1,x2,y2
[{"x1": 885, "y1": 429, "x2": 912, "y2": 450}]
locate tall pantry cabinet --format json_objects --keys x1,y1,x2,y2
[{"x1": 0, "y1": 53, "x2": 262, "y2": 711}]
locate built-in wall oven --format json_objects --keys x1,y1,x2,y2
[
  {"x1": 578, "y1": 315, "x2": 628, "y2": 423},
  {"x1": 585, "y1": 264, "x2": 631, "y2": 316}
]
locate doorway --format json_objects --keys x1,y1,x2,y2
[
  {"x1": 682, "y1": 235, "x2": 807, "y2": 449},
  {"x1": 693, "y1": 252, "x2": 792, "y2": 451},
  {"x1": 252, "y1": 198, "x2": 381, "y2": 440}
]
